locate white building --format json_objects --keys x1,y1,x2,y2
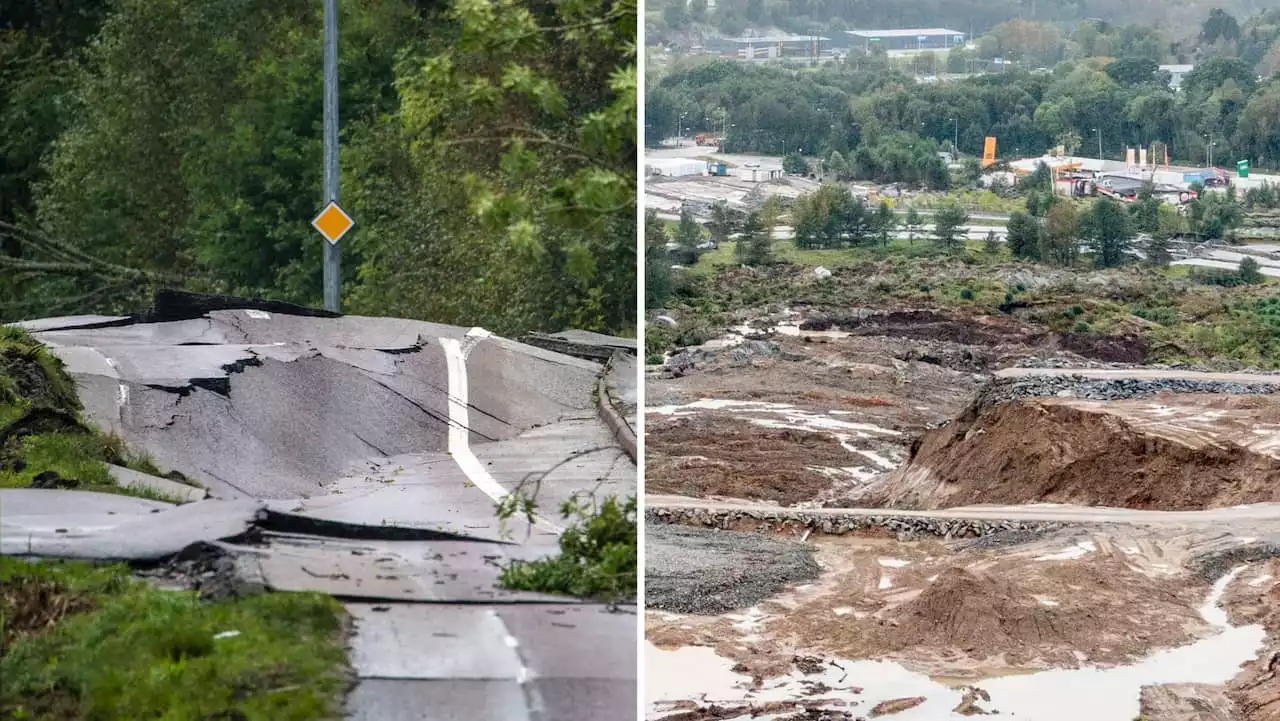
[
  {"x1": 645, "y1": 158, "x2": 706, "y2": 178},
  {"x1": 1159, "y1": 64, "x2": 1195, "y2": 91}
]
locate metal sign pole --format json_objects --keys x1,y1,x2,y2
[{"x1": 322, "y1": 0, "x2": 341, "y2": 312}]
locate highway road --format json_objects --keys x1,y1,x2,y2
[{"x1": 5, "y1": 296, "x2": 638, "y2": 721}]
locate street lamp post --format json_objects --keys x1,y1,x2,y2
[
  {"x1": 1092, "y1": 127, "x2": 1102, "y2": 160},
  {"x1": 322, "y1": 0, "x2": 340, "y2": 313},
  {"x1": 952, "y1": 118, "x2": 959, "y2": 155}
]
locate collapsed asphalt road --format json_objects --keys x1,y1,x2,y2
[{"x1": 1, "y1": 293, "x2": 638, "y2": 721}]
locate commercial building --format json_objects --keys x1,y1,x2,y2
[
  {"x1": 729, "y1": 34, "x2": 829, "y2": 62},
  {"x1": 846, "y1": 28, "x2": 966, "y2": 54}
]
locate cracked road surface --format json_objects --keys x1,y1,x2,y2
[{"x1": 2, "y1": 301, "x2": 637, "y2": 721}]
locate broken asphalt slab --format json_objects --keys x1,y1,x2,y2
[
  {"x1": 107, "y1": 464, "x2": 208, "y2": 503},
  {"x1": 0, "y1": 489, "x2": 261, "y2": 561},
  {"x1": 4, "y1": 292, "x2": 638, "y2": 719}
]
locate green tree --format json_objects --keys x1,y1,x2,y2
[
  {"x1": 904, "y1": 207, "x2": 922, "y2": 243},
  {"x1": 708, "y1": 201, "x2": 737, "y2": 246},
  {"x1": 870, "y1": 200, "x2": 896, "y2": 247},
  {"x1": 783, "y1": 152, "x2": 809, "y2": 175},
  {"x1": 1240, "y1": 256, "x2": 1264, "y2": 284},
  {"x1": 1143, "y1": 234, "x2": 1172, "y2": 267},
  {"x1": 1042, "y1": 202, "x2": 1080, "y2": 267},
  {"x1": 760, "y1": 195, "x2": 783, "y2": 234},
  {"x1": 1081, "y1": 198, "x2": 1133, "y2": 268},
  {"x1": 689, "y1": 0, "x2": 708, "y2": 22},
  {"x1": 1201, "y1": 9, "x2": 1242, "y2": 45},
  {"x1": 1189, "y1": 193, "x2": 1244, "y2": 240},
  {"x1": 1006, "y1": 211, "x2": 1042, "y2": 260},
  {"x1": 933, "y1": 204, "x2": 969, "y2": 251},
  {"x1": 1130, "y1": 184, "x2": 1162, "y2": 234},
  {"x1": 673, "y1": 207, "x2": 702, "y2": 262},
  {"x1": 735, "y1": 211, "x2": 772, "y2": 266},
  {"x1": 983, "y1": 230, "x2": 1002, "y2": 257},
  {"x1": 18, "y1": 0, "x2": 638, "y2": 335},
  {"x1": 1105, "y1": 57, "x2": 1158, "y2": 86},
  {"x1": 826, "y1": 151, "x2": 849, "y2": 180},
  {"x1": 644, "y1": 210, "x2": 672, "y2": 308}
]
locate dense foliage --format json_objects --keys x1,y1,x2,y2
[
  {"x1": 648, "y1": 8, "x2": 1280, "y2": 184},
  {"x1": 1, "y1": 0, "x2": 636, "y2": 335},
  {"x1": 650, "y1": 0, "x2": 1268, "y2": 55}
]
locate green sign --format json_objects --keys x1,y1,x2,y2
[
  {"x1": 1238, "y1": 159, "x2": 1250, "y2": 178},
  {"x1": 870, "y1": 37, "x2": 880, "y2": 42}
]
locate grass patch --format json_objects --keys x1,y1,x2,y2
[
  {"x1": 498, "y1": 494, "x2": 637, "y2": 602},
  {"x1": 0, "y1": 327, "x2": 192, "y2": 499},
  {"x1": 685, "y1": 239, "x2": 953, "y2": 277},
  {"x1": 0, "y1": 558, "x2": 348, "y2": 720},
  {"x1": 657, "y1": 243, "x2": 1280, "y2": 369}
]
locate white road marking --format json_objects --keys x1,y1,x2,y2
[{"x1": 438, "y1": 336, "x2": 563, "y2": 534}]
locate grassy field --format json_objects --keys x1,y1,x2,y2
[{"x1": 0, "y1": 559, "x2": 348, "y2": 720}]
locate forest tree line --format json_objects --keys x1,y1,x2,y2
[
  {"x1": 650, "y1": 51, "x2": 1280, "y2": 179},
  {"x1": 0, "y1": 0, "x2": 637, "y2": 335}
]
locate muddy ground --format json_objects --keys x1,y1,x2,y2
[{"x1": 646, "y1": 307, "x2": 1280, "y2": 720}]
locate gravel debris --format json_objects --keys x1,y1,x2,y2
[
  {"x1": 646, "y1": 525, "x2": 820, "y2": 615},
  {"x1": 979, "y1": 376, "x2": 1280, "y2": 409}
]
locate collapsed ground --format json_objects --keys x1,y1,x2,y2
[
  {"x1": 645, "y1": 253, "x2": 1280, "y2": 720},
  {"x1": 1, "y1": 295, "x2": 638, "y2": 721}
]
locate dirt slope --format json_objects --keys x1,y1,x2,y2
[{"x1": 862, "y1": 394, "x2": 1280, "y2": 511}]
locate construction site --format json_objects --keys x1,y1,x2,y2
[{"x1": 644, "y1": 275, "x2": 1280, "y2": 719}]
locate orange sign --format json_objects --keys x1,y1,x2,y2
[
  {"x1": 312, "y1": 201, "x2": 355, "y2": 245},
  {"x1": 982, "y1": 137, "x2": 997, "y2": 168}
]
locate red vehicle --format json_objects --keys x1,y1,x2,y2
[{"x1": 694, "y1": 133, "x2": 721, "y2": 146}]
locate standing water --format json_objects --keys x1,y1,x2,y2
[{"x1": 647, "y1": 567, "x2": 1264, "y2": 720}]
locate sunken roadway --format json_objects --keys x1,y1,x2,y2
[{"x1": 0, "y1": 291, "x2": 638, "y2": 721}]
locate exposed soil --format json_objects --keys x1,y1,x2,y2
[
  {"x1": 1139, "y1": 683, "x2": 1233, "y2": 721},
  {"x1": 1222, "y1": 560, "x2": 1280, "y2": 721},
  {"x1": 646, "y1": 416, "x2": 858, "y2": 505},
  {"x1": 865, "y1": 394, "x2": 1280, "y2": 511},
  {"x1": 647, "y1": 533, "x2": 1213, "y2": 684},
  {"x1": 0, "y1": 569, "x2": 98, "y2": 653},
  {"x1": 646, "y1": 332, "x2": 983, "y2": 505},
  {"x1": 647, "y1": 298, "x2": 1280, "y2": 718}
]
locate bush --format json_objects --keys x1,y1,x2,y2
[
  {"x1": 1240, "y1": 256, "x2": 1265, "y2": 284},
  {"x1": 499, "y1": 494, "x2": 637, "y2": 602}
]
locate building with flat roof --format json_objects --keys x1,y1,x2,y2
[
  {"x1": 729, "y1": 34, "x2": 828, "y2": 62},
  {"x1": 847, "y1": 28, "x2": 965, "y2": 53},
  {"x1": 1159, "y1": 64, "x2": 1195, "y2": 91}
]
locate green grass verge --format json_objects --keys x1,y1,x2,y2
[
  {"x1": 0, "y1": 326, "x2": 191, "y2": 500},
  {"x1": 0, "y1": 558, "x2": 348, "y2": 720},
  {"x1": 498, "y1": 494, "x2": 637, "y2": 603}
]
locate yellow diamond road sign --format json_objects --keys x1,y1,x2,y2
[{"x1": 312, "y1": 201, "x2": 354, "y2": 245}]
